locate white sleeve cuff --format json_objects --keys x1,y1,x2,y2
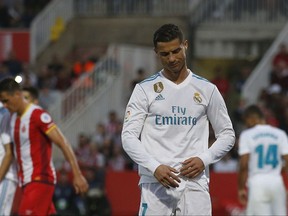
[
  {"x1": 1, "y1": 133, "x2": 11, "y2": 145},
  {"x1": 198, "y1": 152, "x2": 212, "y2": 167}
]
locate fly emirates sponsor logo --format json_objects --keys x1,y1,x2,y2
[{"x1": 155, "y1": 106, "x2": 197, "y2": 126}]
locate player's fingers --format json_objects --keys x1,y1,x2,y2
[
  {"x1": 179, "y1": 165, "x2": 192, "y2": 175},
  {"x1": 161, "y1": 179, "x2": 170, "y2": 188},
  {"x1": 166, "y1": 176, "x2": 179, "y2": 188},
  {"x1": 169, "y1": 172, "x2": 181, "y2": 183},
  {"x1": 169, "y1": 167, "x2": 180, "y2": 174},
  {"x1": 74, "y1": 185, "x2": 80, "y2": 194}
]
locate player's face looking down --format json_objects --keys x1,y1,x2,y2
[
  {"x1": 155, "y1": 38, "x2": 188, "y2": 79},
  {"x1": 0, "y1": 91, "x2": 21, "y2": 113}
]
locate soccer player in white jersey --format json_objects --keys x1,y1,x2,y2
[
  {"x1": 0, "y1": 78, "x2": 89, "y2": 216},
  {"x1": 0, "y1": 102, "x2": 18, "y2": 215},
  {"x1": 121, "y1": 23, "x2": 235, "y2": 216},
  {"x1": 238, "y1": 105, "x2": 288, "y2": 215}
]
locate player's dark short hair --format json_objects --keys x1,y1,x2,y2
[
  {"x1": 153, "y1": 24, "x2": 184, "y2": 48},
  {"x1": 0, "y1": 77, "x2": 22, "y2": 94},
  {"x1": 23, "y1": 86, "x2": 39, "y2": 100},
  {"x1": 243, "y1": 105, "x2": 265, "y2": 120}
]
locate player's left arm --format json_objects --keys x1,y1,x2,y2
[
  {"x1": 198, "y1": 86, "x2": 235, "y2": 167},
  {"x1": 46, "y1": 126, "x2": 89, "y2": 195},
  {"x1": 238, "y1": 153, "x2": 249, "y2": 206},
  {"x1": 282, "y1": 154, "x2": 288, "y2": 199},
  {"x1": 0, "y1": 142, "x2": 13, "y2": 182}
]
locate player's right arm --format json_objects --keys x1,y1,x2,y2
[
  {"x1": 237, "y1": 131, "x2": 251, "y2": 206},
  {"x1": 0, "y1": 132, "x2": 13, "y2": 182},
  {"x1": 238, "y1": 153, "x2": 249, "y2": 205},
  {"x1": 122, "y1": 84, "x2": 180, "y2": 188},
  {"x1": 122, "y1": 84, "x2": 160, "y2": 172},
  {"x1": 46, "y1": 126, "x2": 89, "y2": 194}
]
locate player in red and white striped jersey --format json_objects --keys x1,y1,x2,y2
[{"x1": 0, "y1": 78, "x2": 89, "y2": 216}]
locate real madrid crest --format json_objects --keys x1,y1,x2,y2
[
  {"x1": 193, "y1": 92, "x2": 202, "y2": 104},
  {"x1": 153, "y1": 82, "x2": 164, "y2": 93}
]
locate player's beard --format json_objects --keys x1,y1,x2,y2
[{"x1": 167, "y1": 61, "x2": 185, "y2": 76}]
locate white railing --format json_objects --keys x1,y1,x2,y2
[
  {"x1": 50, "y1": 44, "x2": 157, "y2": 152},
  {"x1": 242, "y1": 21, "x2": 288, "y2": 105},
  {"x1": 75, "y1": 0, "x2": 195, "y2": 17},
  {"x1": 30, "y1": 0, "x2": 74, "y2": 63},
  {"x1": 49, "y1": 54, "x2": 120, "y2": 125},
  {"x1": 190, "y1": 0, "x2": 288, "y2": 25}
]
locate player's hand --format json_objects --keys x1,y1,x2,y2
[
  {"x1": 180, "y1": 157, "x2": 204, "y2": 178},
  {"x1": 73, "y1": 174, "x2": 89, "y2": 195},
  {"x1": 154, "y1": 165, "x2": 181, "y2": 189},
  {"x1": 238, "y1": 189, "x2": 247, "y2": 205}
]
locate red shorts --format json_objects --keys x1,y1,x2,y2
[{"x1": 18, "y1": 182, "x2": 56, "y2": 216}]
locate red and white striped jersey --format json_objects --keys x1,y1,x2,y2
[{"x1": 10, "y1": 104, "x2": 57, "y2": 186}]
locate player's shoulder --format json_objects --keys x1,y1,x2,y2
[
  {"x1": 138, "y1": 72, "x2": 161, "y2": 86},
  {"x1": 29, "y1": 104, "x2": 52, "y2": 118},
  {"x1": 241, "y1": 124, "x2": 286, "y2": 138},
  {"x1": 0, "y1": 107, "x2": 9, "y2": 116},
  {"x1": 267, "y1": 125, "x2": 287, "y2": 136},
  {"x1": 191, "y1": 72, "x2": 215, "y2": 89}
]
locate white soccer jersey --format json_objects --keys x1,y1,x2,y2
[
  {"x1": 122, "y1": 70, "x2": 235, "y2": 184},
  {"x1": 0, "y1": 106, "x2": 17, "y2": 182},
  {"x1": 239, "y1": 124, "x2": 288, "y2": 177}
]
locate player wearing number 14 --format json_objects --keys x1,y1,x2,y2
[{"x1": 238, "y1": 105, "x2": 288, "y2": 215}]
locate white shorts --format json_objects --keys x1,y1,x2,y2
[
  {"x1": 0, "y1": 178, "x2": 17, "y2": 216},
  {"x1": 139, "y1": 178, "x2": 211, "y2": 216},
  {"x1": 246, "y1": 175, "x2": 286, "y2": 215}
]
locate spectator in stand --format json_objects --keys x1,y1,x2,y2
[
  {"x1": 71, "y1": 56, "x2": 96, "y2": 89},
  {"x1": 272, "y1": 43, "x2": 288, "y2": 68},
  {"x1": 270, "y1": 59, "x2": 288, "y2": 92},
  {"x1": 261, "y1": 105, "x2": 280, "y2": 128},
  {"x1": 22, "y1": 86, "x2": 39, "y2": 104},
  {"x1": 72, "y1": 56, "x2": 95, "y2": 81},
  {"x1": 234, "y1": 66, "x2": 252, "y2": 94},
  {"x1": 89, "y1": 144, "x2": 106, "y2": 169},
  {"x1": 37, "y1": 66, "x2": 57, "y2": 90},
  {"x1": 108, "y1": 145, "x2": 126, "y2": 171},
  {"x1": 55, "y1": 68, "x2": 72, "y2": 91},
  {"x1": 279, "y1": 107, "x2": 288, "y2": 134},
  {"x1": 20, "y1": 4, "x2": 34, "y2": 28},
  {"x1": 2, "y1": 50, "x2": 23, "y2": 77},
  {"x1": 130, "y1": 68, "x2": 146, "y2": 92},
  {"x1": 75, "y1": 133, "x2": 91, "y2": 169},
  {"x1": 111, "y1": 121, "x2": 123, "y2": 148},
  {"x1": 47, "y1": 54, "x2": 65, "y2": 76},
  {"x1": 18, "y1": 63, "x2": 38, "y2": 88},
  {"x1": 211, "y1": 66, "x2": 230, "y2": 101},
  {"x1": 91, "y1": 122, "x2": 111, "y2": 151},
  {"x1": 38, "y1": 83, "x2": 61, "y2": 110},
  {"x1": 105, "y1": 110, "x2": 121, "y2": 137},
  {"x1": 0, "y1": 0, "x2": 13, "y2": 27},
  {"x1": 0, "y1": 63, "x2": 13, "y2": 80}
]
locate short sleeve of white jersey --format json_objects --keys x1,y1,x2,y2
[
  {"x1": 0, "y1": 109, "x2": 11, "y2": 145},
  {"x1": 1, "y1": 133, "x2": 11, "y2": 145},
  {"x1": 279, "y1": 130, "x2": 288, "y2": 155},
  {"x1": 238, "y1": 131, "x2": 251, "y2": 155}
]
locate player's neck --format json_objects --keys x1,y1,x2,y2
[
  {"x1": 163, "y1": 67, "x2": 189, "y2": 84},
  {"x1": 17, "y1": 100, "x2": 30, "y2": 116}
]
